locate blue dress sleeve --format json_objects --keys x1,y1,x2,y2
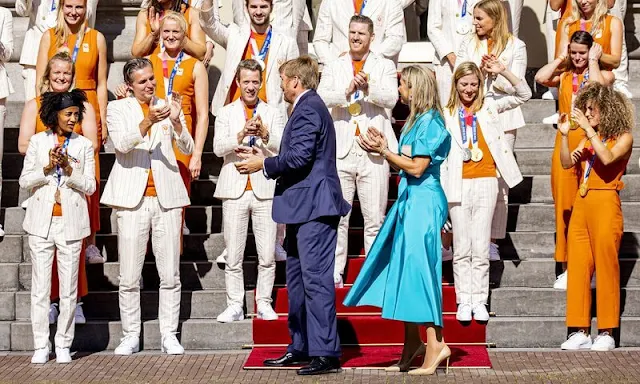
[{"x1": 411, "y1": 113, "x2": 451, "y2": 166}]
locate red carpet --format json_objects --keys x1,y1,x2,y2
[{"x1": 243, "y1": 345, "x2": 492, "y2": 369}]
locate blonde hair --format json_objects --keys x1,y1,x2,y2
[
  {"x1": 574, "y1": 82, "x2": 634, "y2": 140},
  {"x1": 279, "y1": 56, "x2": 319, "y2": 90},
  {"x1": 446, "y1": 62, "x2": 485, "y2": 114},
  {"x1": 54, "y1": 0, "x2": 88, "y2": 52},
  {"x1": 566, "y1": 0, "x2": 609, "y2": 38},
  {"x1": 400, "y1": 65, "x2": 443, "y2": 132},
  {"x1": 161, "y1": 10, "x2": 188, "y2": 35},
  {"x1": 474, "y1": 0, "x2": 511, "y2": 57},
  {"x1": 39, "y1": 53, "x2": 76, "y2": 94}
]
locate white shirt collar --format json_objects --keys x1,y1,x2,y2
[{"x1": 292, "y1": 90, "x2": 311, "y2": 111}]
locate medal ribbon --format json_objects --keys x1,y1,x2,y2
[
  {"x1": 162, "y1": 51, "x2": 185, "y2": 98},
  {"x1": 53, "y1": 133, "x2": 71, "y2": 187},
  {"x1": 63, "y1": 24, "x2": 88, "y2": 63},
  {"x1": 582, "y1": 138, "x2": 607, "y2": 185},
  {"x1": 351, "y1": 58, "x2": 366, "y2": 104},
  {"x1": 354, "y1": 0, "x2": 367, "y2": 15},
  {"x1": 572, "y1": 70, "x2": 589, "y2": 94},
  {"x1": 250, "y1": 27, "x2": 273, "y2": 66},
  {"x1": 51, "y1": 0, "x2": 57, "y2": 12},
  {"x1": 458, "y1": 0, "x2": 468, "y2": 17},
  {"x1": 458, "y1": 107, "x2": 478, "y2": 149},
  {"x1": 243, "y1": 100, "x2": 259, "y2": 147}
]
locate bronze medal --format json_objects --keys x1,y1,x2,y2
[
  {"x1": 579, "y1": 183, "x2": 588, "y2": 198},
  {"x1": 348, "y1": 102, "x2": 362, "y2": 116},
  {"x1": 471, "y1": 148, "x2": 484, "y2": 162},
  {"x1": 54, "y1": 189, "x2": 61, "y2": 204}
]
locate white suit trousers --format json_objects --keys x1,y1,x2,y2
[
  {"x1": 435, "y1": 63, "x2": 454, "y2": 108},
  {"x1": 451, "y1": 177, "x2": 499, "y2": 305},
  {"x1": 117, "y1": 197, "x2": 182, "y2": 338},
  {"x1": 491, "y1": 129, "x2": 516, "y2": 240},
  {"x1": 609, "y1": 0, "x2": 629, "y2": 87},
  {"x1": 335, "y1": 142, "x2": 389, "y2": 279},
  {"x1": 22, "y1": 66, "x2": 37, "y2": 102},
  {"x1": 222, "y1": 191, "x2": 276, "y2": 307},
  {"x1": 29, "y1": 217, "x2": 82, "y2": 349},
  {"x1": 0, "y1": 100, "x2": 5, "y2": 208}
]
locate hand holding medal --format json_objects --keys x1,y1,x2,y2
[{"x1": 571, "y1": 107, "x2": 591, "y2": 133}]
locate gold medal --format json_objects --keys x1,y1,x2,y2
[
  {"x1": 348, "y1": 102, "x2": 362, "y2": 116},
  {"x1": 54, "y1": 189, "x2": 61, "y2": 204},
  {"x1": 471, "y1": 148, "x2": 484, "y2": 162},
  {"x1": 579, "y1": 183, "x2": 588, "y2": 197}
]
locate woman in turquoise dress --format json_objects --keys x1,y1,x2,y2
[{"x1": 344, "y1": 65, "x2": 451, "y2": 376}]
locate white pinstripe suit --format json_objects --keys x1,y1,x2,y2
[
  {"x1": 101, "y1": 97, "x2": 193, "y2": 340},
  {"x1": 20, "y1": 131, "x2": 96, "y2": 350},
  {"x1": 214, "y1": 99, "x2": 284, "y2": 307},
  {"x1": 317, "y1": 52, "x2": 399, "y2": 280}
]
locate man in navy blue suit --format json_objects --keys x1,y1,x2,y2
[{"x1": 235, "y1": 56, "x2": 351, "y2": 375}]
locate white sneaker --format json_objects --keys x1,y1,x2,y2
[
  {"x1": 542, "y1": 89, "x2": 557, "y2": 100},
  {"x1": 614, "y1": 83, "x2": 633, "y2": 99},
  {"x1": 49, "y1": 303, "x2": 59, "y2": 324},
  {"x1": 74, "y1": 303, "x2": 86, "y2": 324},
  {"x1": 161, "y1": 334, "x2": 184, "y2": 355},
  {"x1": 456, "y1": 303, "x2": 473, "y2": 322},
  {"x1": 442, "y1": 246, "x2": 453, "y2": 262},
  {"x1": 55, "y1": 347, "x2": 72, "y2": 363},
  {"x1": 561, "y1": 330, "x2": 592, "y2": 350},
  {"x1": 472, "y1": 303, "x2": 490, "y2": 321},
  {"x1": 182, "y1": 223, "x2": 190, "y2": 235},
  {"x1": 216, "y1": 249, "x2": 227, "y2": 264},
  {"x1": 0, "y1": 224, "x2": 4, "y2": 237},
  {"x1": 591, "y1": 331, "x2": 615, "y2": 351},
  {"x1": 334, "y1": 275, "x2": 344, "y2": 289},
  {"x1": 274, "y1": 243, "x2": 287, "y2": 262},
  {"x1": 114, "y1": 335, "x2": 140, "y2": 355},
  {"x1": 257, "y1": 303, "x2": 278, "y2": 321},
  {"x1": 85, "y1": 244, "x2": 105, "y2": 264},
  {"x1": 216, "y1": 305, "x2": 244, "y2": 323},
  {"x1": 554, "y1": 271, "x2": 568, "y2": 290},
  {"x1": 31, "y1": 347, "x2": 50, "y2": 364},
  {"x1": 542, "y1": 112, "x2": 559, "y2": 125},
  {"x1": 489, "y1": 243, "x2": 500, "y2": 261}
]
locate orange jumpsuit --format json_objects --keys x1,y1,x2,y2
[
  {"x1": 566, "y1": 139, "x2": 627, "y2": 329},
  {"x1": 145, "y1": 6, "x2": 192, "y2": 56},
  {"x1": 35, "y1": 98, "x2": 89, "y2": 300},
  {"x1": 554, "y1": 0, "x2": 573, "y2": 55}
]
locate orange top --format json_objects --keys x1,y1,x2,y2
[
  {"x1": 487, "y1": 38, "x2": 494, "y2": 55},
  {"x1": 145, "y1": 6, "x2": 192, "y2": 56},
  {"x1": 558, "y1": 70, "x2": 588, "y2": 115},
  {"x1": 354, "y1": 0, "x2": 364, "y2": 14},
  {"x1": 52, "y1": 135, "x2": 68, "y2": 216},
  {"x1": 581, "y1": 138, "x2": 627, "y2": 191},
  {"x1": 228, "y1": 31, "x2": 269, "y2": 105},
  {"x1": 462, "y1": 119, "x2": 496, "y2": 179},
  {"x1": 560, "y1": 0, "x2": 572, "y2": 21},
  {"x1": 243, "y1": 104, "x2": 256, "y2": 191},
  {"x1": 35, "y1": 97, "x2": 83, "y2": 135},
  {"x1": 352, "y1": 59, "x2": 366, "y2": 136},
  {"x1": 140, "y1": 103, "x2": 157, "y2": 197},
  {"x1": 150, "y1": 54, "x2": 197, "y2": 132},
  {"x1": 566, "y1": 15, "x2": 613, "y2": 68}
]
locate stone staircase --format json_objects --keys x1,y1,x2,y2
[{"x1": 1, "y1": 0, "x2": 640, "y2": 351}]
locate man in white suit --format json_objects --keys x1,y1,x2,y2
[
  {"x1": 313, "y1": 0, "x2": 406, "y2": 65},
  {"x1": 199, "y1": 0, "x2": 299, "y2": 117},
  {"x1": 101, "y1": 58, "x2": 194, "y2": 356},
  {"x1": 213, "y1": 59, "x2": 285, "y2": 323},
  {"x1": 317, "y1": 15, "x2": 398, "y2": 288}
]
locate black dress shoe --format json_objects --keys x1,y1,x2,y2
[
  {"x1": 296, "y1": 356, "x2": 341, "y2": 375},
  {"x1": 263, "y1": 352, "x2": 310, "y2": 367}
]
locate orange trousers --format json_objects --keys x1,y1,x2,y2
[
  {"x1": 566, "y1": 190, "x2": 622, "y2": 329},
  {"x1": 551, "y1": 130, "x2": 584, "y2": 262}
]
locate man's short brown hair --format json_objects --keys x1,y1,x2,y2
[
  {"x1": 279, "y1": 56, "x2": 319, "y2": 90},
  {"x1": 350, "y1": 14, "x2": 374, "y2": 34},
  {"x1": 235, "y1": 59, "x2": 263, "y2": 82}
]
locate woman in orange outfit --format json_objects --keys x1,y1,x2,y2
[
  {"x1": 535, "y1": 30, "x2": 613, "y2": 289},
  {"x1": 557, "y1": 82, "x2": 633, "y2": 351},
  {"x1": 35, "y1": 0, "x2": 108, "y2": 263},
  {"x1": 19, "y1": 53, "x2": 100, "y2": 324}
]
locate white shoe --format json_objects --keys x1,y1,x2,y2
[
  {"x1": 456, "y1": 304, "x2": 472, "y2": 322},
  {"x1": 55, "y1": 347, "x2": 72, "y2": 363},
  {"x1": 591, "y1": 331, "x2": 615, "y2": 351},
  {"x1": 161, "y1": 334, "x2": 184, "y2": 355},
  {"x1": 614, "y1": 83, "x2": 633, "y2": 99},
  {"x1": 442, "y1": 246, "x2": 453, "y2": 262},
  {"x1": 274, "y1": 243, "x2": 287, "y2": 262},
  {"x1": 31, "y1": 347, "x2": 50, "y2": 364},
  {"x1": 334, "y1": 275, "x2": 344, "y2": 289},
  {"x1": 74, "y1": 303, "x2": 86, "y2": 324},
  {"x1": 561, "y1": 330, "x2": 592, "y2": 350},
  {"x1": 216, "y1": 249, "x2": 227, "y2": 264},
  {"x1": 554, "y1": 271, "x2": 568, "y2": 290},
  {"x1": 85, "y1": 244, "x2": 105, "y2": 264},
  {"x1": 216, "y1": 305, "x2": 244, "y2": 323},
  {"x1": 0, "y1": 224, "x2": 4, "y2": 237},
  {"x1": 49, "y1": 303, "x2": 59, "y2": 324},
  {"x1": 542, "y1": 89, "x2": 557, "y2": 100},
  {"x1": 542, "y1": 112, "x2": 559, "y2": 125},
  {"x1": 489, "y1": 243, "x2": 500, "y2": 261},
  {"x1": 182, "y1": 223, "x2": 190, "y2": 235},
  {"x1": 114, "y1": 335, "x2": 140, "y2": 355},
  {"x1": 472, "y1": 303, "x2": 490, "y2": 321},
  {"x1": 257, "y1": 303, "x2": 278, "y2": 321}
]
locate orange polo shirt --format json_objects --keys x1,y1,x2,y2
[
  {"x1": 140, "y1": 103, "x2": 157, "y2": 197},
  {"x1": 244, "y1": 104, "x2": 256, "y2": 191},
  {"x1": 229, "y1": 32, "x2": 269, "y2": 105},
  {"x1": 352, "y1": 59, "x2": 365, "y2": 136}
]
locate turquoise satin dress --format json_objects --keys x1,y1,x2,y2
[{"x1": 343, "y1": 110, "x2": 451, "y2": 325}]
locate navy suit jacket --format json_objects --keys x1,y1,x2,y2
[{"x1": 264, "y1": 90, "x2": 351, "y2": 224}]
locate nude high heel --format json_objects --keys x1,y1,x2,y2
[
  {"x1": 384, "y1": 343, "x2": 426, "y2": 372},
  {"x1": 407, "y1": 344, "x2": 451, "y2": 376}
]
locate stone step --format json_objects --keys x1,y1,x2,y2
[
  {"x1": 9, "y1": 319, "x2": 252, "y2": 351},
  {"x1": 515, "y1": 124, "x2": 640, "y2": 149},
  {"x1": 490, "y1": 287, "x2": 640, "y2": 317},
  {"x1": 487, "y1": 317, "x2": 640, "y2": 348}
]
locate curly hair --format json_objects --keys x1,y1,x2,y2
[
  {"x1": 574, "y1": 82, "x2": 635, "y2": 140},
  {"x1": 39, "y1": 89, "x2": 88, "y2": 130}
]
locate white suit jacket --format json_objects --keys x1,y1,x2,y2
[
  {"x1": 313, "y1": 0, "x2": 406, "y2": 64},
  {"x1": 16, "y1": 0, "x2": 97, "y2": 66},
  {"x1": 231, "y1": 0, "x2": 307, "y2": 40},
  {"x1": 20, "y1": 131, "x2": 96, "y2": 241},
  {"x1": 101, "y1": 97, "x2": 194, "y2": 210},
  {"x1": 199, "y1": 0, "x2": 299, "y2": 117},
  {"x1": 427, "y1": 0, "x2": 478, "y2": 67},
  {"x1": 456, "y1": 35, "x2": 528, "y2": 131},
  {"x1": 213, "y1": 99, "x2": 285, "y2": 200},
  {"x1": 441, "y1": 81, "x2": 531, "y2": 204},
  {"x1": 317, "y1": 53, "x2": 399, "y2": 159},
  {"x1": 0, "y1": 7, "x2": 13, "y2": 99}
]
